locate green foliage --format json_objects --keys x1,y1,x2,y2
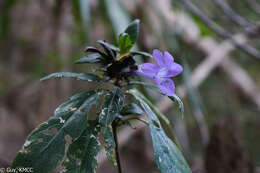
[
  {"x1": 12, "y1": 90, "x2": 102, "y2": 173},
  {"x1": 168, "y1": 95, "x2": 185, "y2": 119},
  {"x1": 124, "y1": 19, "x2": 140, "y2": 44},
  {"x1": 99, "y1": 87, "x2": 124, "y2": 126},
  {"x1": 97, "y1": 40, "x2": 120, "y2": 52},
  {"x1": 120, "y1": 103, "x2": 144, "y2": 115},
  {"x1": 62, "y1": 120, "x2": 101, "y2": 173},
  {"x1": 12, "y1": 19, "x2": 190, "y2": 173},
  {"x1": 75, "y1": 53, "x2": 102, "y2": 64},
  {"x1": 128, "y1": 89, "x2": 191, "y2": 173},
  {"x1": 117, "y1": 19, "x2": 140, "y2": 54},
  {"x1": 129, "y1": 81, "x2": 184, "y2": 118},
  {"x1": 40, "y1": 72, "x2": 103, "y2": 82},
  {"x1": 103, "y1": 125, "x2": 116, "y2": 164},
  {"x1": 131, "y1": 50, "x2": 153, "y2": 58},
  {"x1": 96, "y1": 40, "x2": 117, "y2": 60},
  {"x1": 118, "y1": 33, "x2": 133, "y2": 54}
]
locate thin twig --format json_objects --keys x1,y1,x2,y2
[
  {"x1": 213, "y1": 0, "x2": 260, "y2": 36},
  {"x1": 244, "y1": 0, "x2": 260, "y2": 15},
  {"x1": 122, "y1": 115, "x2": 149, "y2": 125},
  {"x1": 213, "y1": 0, "x2": 256, "y2": 33},
  {"x1": 180, "y1": 0, "x2": 260, "y2": 59}
]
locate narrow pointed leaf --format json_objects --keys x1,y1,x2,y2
[
  {"x1": 99, "y1": 87, "x2": 124, "y2": 126},
  {"x1": 168, "y1": 95, "x2": 184, "y2": 118},
  {"x1": 120, "y1": 103, "x2": 143, "y2": 115},
  {"x1": 97, "y1": 40, "x2": 116, "y2": 60},
  {"x1": 128, "y1": 89, "x2": 191, "y2": 173},
  {"x1": 129, "y1": 81, "x2": 161, "y2": 92},
  {"x1": 75, "y1": 53, "x2": 102, "y2": 64},
  {"x1": 99, "y1": 41, "x2": 120, "y2": 52},
  {"x1": 131, "y1": 51, "x2": 153, "y2": 58},
  {"x1": 128, "y1": 82, "x2": 170, "y2": 125},
  {"x1": 127, "y1": 89, "x2": 182, "y2": 150},
  {"x1": 124, "y1": 19, "x2": 140, "y2": 44},
  {"x1": 103, "y1": 125, "x2": 116, "y2": 165},
  {"x1": 129, "y1": 81, "x2": 184, "y2": 117},
  {"x1": 40, "y1": 72, "x2": 102, "y2": 82},
  {"x1": 84, "y1": 46, "x2": 106, "y2": 55},
  {"x1": 84, "y1": 46, "x2": 111, "y2": 64},
  {"x1": 97, "y1": 40, "x2": 119, "y2": 52},
  {"x1": 12, "y1": 90, "x2": 103, "y2": 173},
  {"x1": 62, "y1": 120, "x2": 101, "y2": 173}
]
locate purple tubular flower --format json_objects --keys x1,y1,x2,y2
[{"x1": 134, "y1": 49, "x2": 183, "y2": 96}]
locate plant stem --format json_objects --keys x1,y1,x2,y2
[
  {"x1": 112, "y1": 121, "x2": 122, "y2": 173},
  {"x1": 122, "y1": 115, "x2": 149, "y2": 125}
]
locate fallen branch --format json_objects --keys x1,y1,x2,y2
[
  {"x1": 180, "y1": 0, "x2": 260, "y2": 59},
  {"x1": 213, "y1": 0, "x2": 257, "y2": 34}
]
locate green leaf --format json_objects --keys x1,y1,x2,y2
[
  {"x1": 120, "y1": 103, "x2": 143, "y2": 115},
  {"x1": 40, "y1": 72, "x2": 102, "y2": 82},
  {"x1": 12, "y1": 90, "x2": 103, "y2": 173},
  {"x1": 127, "y1": 85, "x2": 170, "y2": 125},
  {"x1": 129, "y1": 81, "x2": 161, "y2": 92},
  {"x1": 75, "y1": 53, "x2": 102, "y2": 64},
  {"x1": 131, "y1": 50, "x2": 153, "y2": 58},
  {"x1": 168, "y1": 95, "x2": 184, "y2": 119},
  {"x1": 124, "y1": 19, "x2": 140, "y2": 44},
  {"x1": 118, "y1": 33, "x2": 133, "y2": 54},
  {"x1": 103, "y1": 125, "x2": 116, "y2": 165},
  {"x1": 97, "y1": 40, "x2": 116, "y2": 60},
  {"x1": 84, "y1": 46, "x2": 114, "y2": 65},
  {"x1": 128, "y1": 89, "x2": 191, "y2": 173},
  {"x1": 99, "y1": 87, "x2": 124, "y2": 126},
  {"x1": 97, "y1": 40, "x2": 120, "y2": 52},
  {"x1": 62, "y1": 120, "x2": 101, "y2": 173},
  {"x1": 85, "y1": 46, "x2": 108, "y2": 57},
  {"x1": 129, "y1": 81, "x2": 184, "y2": 118},
  {"x1": 126, "y1": 88, "x2": 182, "y2": 150}
]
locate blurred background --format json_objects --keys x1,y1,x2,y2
[{"x1": 0, "y1": 0, "x2": 260, "y2": 172}]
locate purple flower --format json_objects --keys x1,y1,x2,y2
[{"x1": 135, "y1": 49, "x2": 183, "y2": 96}]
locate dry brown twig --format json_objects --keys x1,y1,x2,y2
[
  {"x1": 213, "y1": 0, "x2": 258, "y2": 34},
  {"x1": 245, "y1": 0, "x2": 260, "y2": 15},
  {"x1": 180, "y1": 0, "x2": 260, "y2": 59}
]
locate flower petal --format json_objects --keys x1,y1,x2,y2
[
  {"x1": 153, "y1": 50, "x2": 175, "y2": 68},
  {"x1": 166, "y1": 62, "x2": 183, "y2": 77},
  {"x1": 153, "y1": 49, "x2": 165, "y2": 67},
  {"x1": 132, "y1": 71, "x2": 153, "y2": 79},
  {"x1": 155, "y1": 78, "x2": 175, "y2": 96},
  {"x1": 140, "y1": 63, "x2": 159, "y2": 79},
  {"x1": 163, "y1": 51, "x2": 174, "y2": 67}
]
